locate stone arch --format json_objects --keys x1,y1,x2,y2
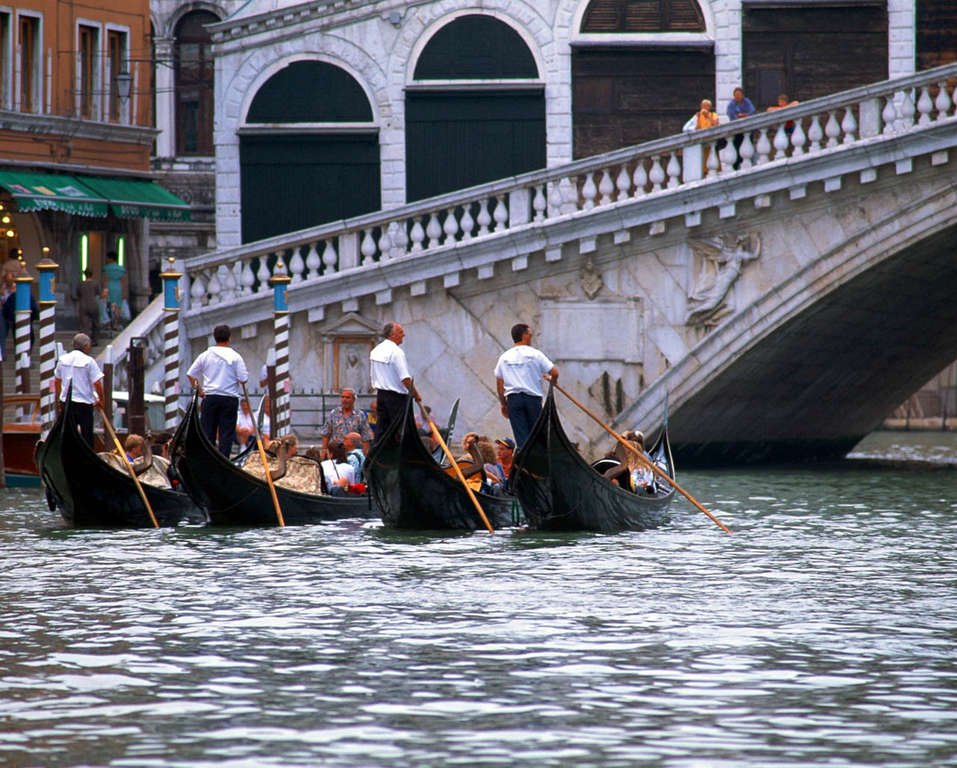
[{"x1": 164, "y1": 2, "x2": 225, "y2": 39}]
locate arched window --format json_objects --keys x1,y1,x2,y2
[
  {"x1": 240, "y1": 61, "x2": 380, "y2": 243},
  {"x1": 406, "y1": 15, "x2": 544, "y2": 201},
  {"x1": 581, "y1": 0, "x2": 705, "y2": 33},
  {"x1": 174, "y1": 10, "x2": 217, "y2": 155}
]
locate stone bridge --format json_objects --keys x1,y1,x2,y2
[{"x1": 114, "y1": 64, "x2": 957, "y2": 463}]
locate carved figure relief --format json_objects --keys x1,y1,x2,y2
[
  {"x1": 685, "y1": 233, "x2": 761, "y2": 327},
  {"x1": 581, "y1": 256, "x2": 603, "y2": 299}
]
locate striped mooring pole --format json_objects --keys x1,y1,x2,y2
[
  {"x1": 36, "y1": 256, "x2": 58, "y2": 435},
  {"x1": 159, "y1": 257, "x2": 183, "y2": 430},
  {"x1": 14, "y1": 272, "x2": 34, "y2": 401},
  {"x1": 269, "y1": 259, "x2": 291, "y2": 437}
]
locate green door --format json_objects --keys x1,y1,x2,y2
[{"x1": 239, "y1": 134, "x2": 380, "y2": 244}]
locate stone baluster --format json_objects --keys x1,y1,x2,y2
[
  {"x1": 190, "y1": 269, "x2": 207, "y2": 307},
  {"x1": 426, "y1": 212, "x2": 442, "y2": 249},
  {"x1": 615, "y1": 165, "x2": 631, "y2": 200},
  {"x1": 240, "y1": 260, "x2": 255, "y2": 294},
  {"x1": 361, "y1": 228, "x2": 377, "y2": 265},
  {"x1": 288, "y1": 247, "x2": 305, "y2": 282},
  {"x1": 493, "y1": 195, "x2": 508, "y2": 231},
  {"x1": 719, "y1": 140, "x2": 737, "y2": 174},
  {"x1": 881, "y1": 97, "x2": 898, "y2": 135},
  {"x1": 459, "y1": 204, "x2": 475, "y2": 240},
  {"x1": 934, "y1": 80, "x2": 952, "y2": 120},
  {"x1": 390, "y1": 221, "x2": 408, "y2": 258},
  {"x1": 840, "y1": 107, "x2": 857, "y2": 144},
  {"x1": 559, "y1": 176, "x2": 578, "y2": 215},
  {"x1": 807, "y1": 116, "x2": 824, "y2": 153},
  {"x1": 754, "y1": 130, "x2": 771, "y2": 164},
  {"x1": 772, "y1": 124, "x2": 790, "y2": 159},
  {"x1": 898, "y1": 89, "x2": 916, "y2": 131},
  {"x1": 322, "y1": 239, "x2": 338, "y2": 271},
  {"x1": 666, "y1": 152, "x2": 681, "y2": 188},
  {"x1": 790, "y1": 120, "x2": 807, "y2": 157},
  {"x1": 376, "y1": 227, "x2": 392, "y2": 261},
  {"x1": 159, "y1": 257, "x2": 182, "y2": 430},
  {"x1": 582, "y1": 172, "x2": 597, "y2": 210},
  {"x1": 476, "y1": 199, "x2": 492, "y2": 235},
  {"x1": 255, "y1": 257, "x2": 271, "y2": 292},
  {"x1": 649, "y1": 156, "x2": 665, "y2": 190},
  {"x1": 632, "y1": 161, "x2": 648, "y2": 196},
  {"x1": 706, "y1": 141, "x2": 721, "y2": 177},
  {"x1": 532, "y1": 184, "x2": 547, "y2": 222},
  {"x1": 916, "y1": 86, "x2": 934, "y2": 125},
  {"x1": 410, "y1": 216, "x2": 426, "y2": 250},
  {"x1": 739, "y1": 134, "x2": 755, "y2": 169},
  {"x1": 443, "y1": 207, "x2": 459, "y2": 245},
  {"x1": 598, "y1": 169, "x2": 615, "y2": 204},
  {"x1": 305, "y1": 243, "x2": 321, "y2": 279},
  {"x1": 207, "y1": 267, "x2": 222, "y2": 304},
  {"x1": 825, "y1": 110, "x2": 841, "y2": 146}
]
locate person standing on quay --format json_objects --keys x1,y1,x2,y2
[
  {"x1": 54, "y1": 332, "x2": 104, "y2": 448},
  {"x1": 369, "y1": 322, "x2": 421, "y2": 441},
  {"x1": 187, "y1": 324, "x2": 249, "y2": 455},
  {"x1": 494, "y1": 323, "x2": 559, "y2": 449}
]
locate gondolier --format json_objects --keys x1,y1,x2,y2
[
  {"x1": 370, "y1": 322, "x2": 421, "y2": 442},
  {"x1": 186, "y1": 324, "x2": 249, "y2": 456},
  {"x1": 494, "y1": 323, "x2": 559, "y2": 449},
  {"x1": 53, "y1": 332, "x2": 104, "y2": 448}
]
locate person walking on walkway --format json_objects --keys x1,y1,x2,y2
[
  {"x1": 494, "y1": 323, "x2": 558, "y2": 449},
  {"x1": 187, "y1": 324, "x2": 249, "y2": 455},
  {"x1": 369, "y1": 322, "x2": 421, "y2": 441}
]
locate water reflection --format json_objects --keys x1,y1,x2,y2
[{"x1": 2, "y1": 445, "x2": 957, "y2": 765}]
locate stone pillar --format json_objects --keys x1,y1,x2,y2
[
  {"x1": 14, "y1": 273, "x2": 33, "y2": 397},
  {"x1": 269, "y1": 260, "x2": 291, "y2": 437},
  {"x1": 154, "y1": 38, "x2": 176, "y2": 158},
  {"x1": 160, "y1": 257, "x2": 183, "y2": 429},
  {"x1": 36, "y1": 256, "x2": 58, "y2": 435}
]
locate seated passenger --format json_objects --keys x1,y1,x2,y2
[
  {"x1": 603, "y1": 430, "x2": 656, "y2": 494},
  {"x1": 321, "y1": 440, "x2": 356, "y2": 496},
  {"x1": 445, "y1": 436, "x2": 485, "y2": 492},
  {"x1": 245, "y1": 433, "x2": 323, "y2": 494},
  {"x1": 476, "y1": 436, "x2": 503, "y2": 493},
  {"x1": 235, "y1": 398, "x2": 256, "y2": 449},
  {"x1": 344, "y1": 431, "x2": 365, "y2": 482},
  {"x1": 99, "y1": 433, "x2": 172, "y2": 489}
]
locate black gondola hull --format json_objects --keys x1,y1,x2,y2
[
  {"x1": 36, "y1": 398, "x2": 202, "y2": 528},
  {"x1": 511, "y1": 387, "x2": 675, "y2": 532},
  {"x1": 365, "y1": 394, "x2": 519, "y2": 531},
  {"x1": 170, "y1": 393, "x2": 373, "y2": 526}
]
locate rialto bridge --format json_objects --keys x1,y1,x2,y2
[{"x1": 111, "y1": 64, "x2": 957, "y2": 464}]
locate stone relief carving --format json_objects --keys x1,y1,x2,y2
[
  {"x1": 581, "y1": 256, "x2": 603, "y2": 299},
  {"x1": 685, "y1": 233, "x2": 761, "y2": 327}
]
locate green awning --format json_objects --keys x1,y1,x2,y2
[
  {"x1": 81, "y1": 177, "x2": 191, "y2": 221},
  {"x1": 0, "y1": 171, "x2": 108, "y2": 216}
]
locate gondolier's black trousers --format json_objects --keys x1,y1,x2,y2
[
  {"x1": 375, "y1": 389, "x2": 407, "y2": 443},
  {"x1": 200, "y1": 393, "x2": 239, "y2": 456},
  {"x1": 71, "y1": 401, "x2": 95, "y2": 448},
  {"x1": 506, "y1": 392, "x2": 543, "y2": 450}
]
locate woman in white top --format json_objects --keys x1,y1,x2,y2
[{"x1": 321, "y1": 440, "x2": 356, "y2": 495}]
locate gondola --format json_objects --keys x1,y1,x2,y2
[
  {"x1": 510, "y1": 385, "x2": 676, "y2": 532},
  {"x1": 35, "y1": 395, "x2": 203, "y2": 528},
  {"x1": 364, "y1": 393, "x2": 521, "y2": 531},
  {"x1": 170, "y1": 392, "x2": 373, "y2": 526}
]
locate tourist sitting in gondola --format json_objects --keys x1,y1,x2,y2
[
  {"x1": 99, "y1": 433, "x2": 173, "y2": 489},
  {"x1": 445, "y1": 436, "x2": 487, "y2": 492},
  {"x1": 602, "y1": 430, "x2": 657, "y2": 495},
  {"x1": 244, "y1": 433, "x2": 324, "y2": 495},
  {"x1": 321, "y1": 440, "x2": 357, "y2": 496}
]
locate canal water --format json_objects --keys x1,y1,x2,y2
[{"x1": 2, "y1": 431, "x2": 956, "y2": 767}]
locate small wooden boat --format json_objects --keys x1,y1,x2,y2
[
  {"x1": 170, "y1": 393, "x2": 373, "y2": 526},
  {"x1": 3, "y1": 394, "x2": 42, "y2": 486},
  {"x1": 364, "y1": 393, "x2": 521, "y2": 531},
  {"x1": 510, "y1": 386, "x2": 676, "y2": 532},
  {"x1": 35, "y1": 396, "x2": 203, "y2": 528}
]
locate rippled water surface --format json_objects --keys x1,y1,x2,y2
[{"x1": 3, "y1": 432, "x2": 957, "y2": 767}]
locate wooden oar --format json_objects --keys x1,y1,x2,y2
[
  {"x1": 548, "y1": 379, "x2": 731, "y2": 534},
  {"x1": 97, "y1": 404, "x2": 159, "y2": 529},
  {"x1": 419, "y1": 402, "x2": 494, "y2": 534},
  {"x1": 241, "y1": 382, "x2": 284, "y2": 527}
]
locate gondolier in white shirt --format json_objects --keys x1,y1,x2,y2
[
  {"x1": 369, "y1": 322, "x2": 421, "y2": 442},
  {"x1": 54, "y1": 332, "x2": 105, "y2": 448},
  {"x1": 494, "y1": 323, "x2": 559, "y2": 449},
  {"x1": 187, "y1": 324, "x2": 249, "y2": 455}
]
